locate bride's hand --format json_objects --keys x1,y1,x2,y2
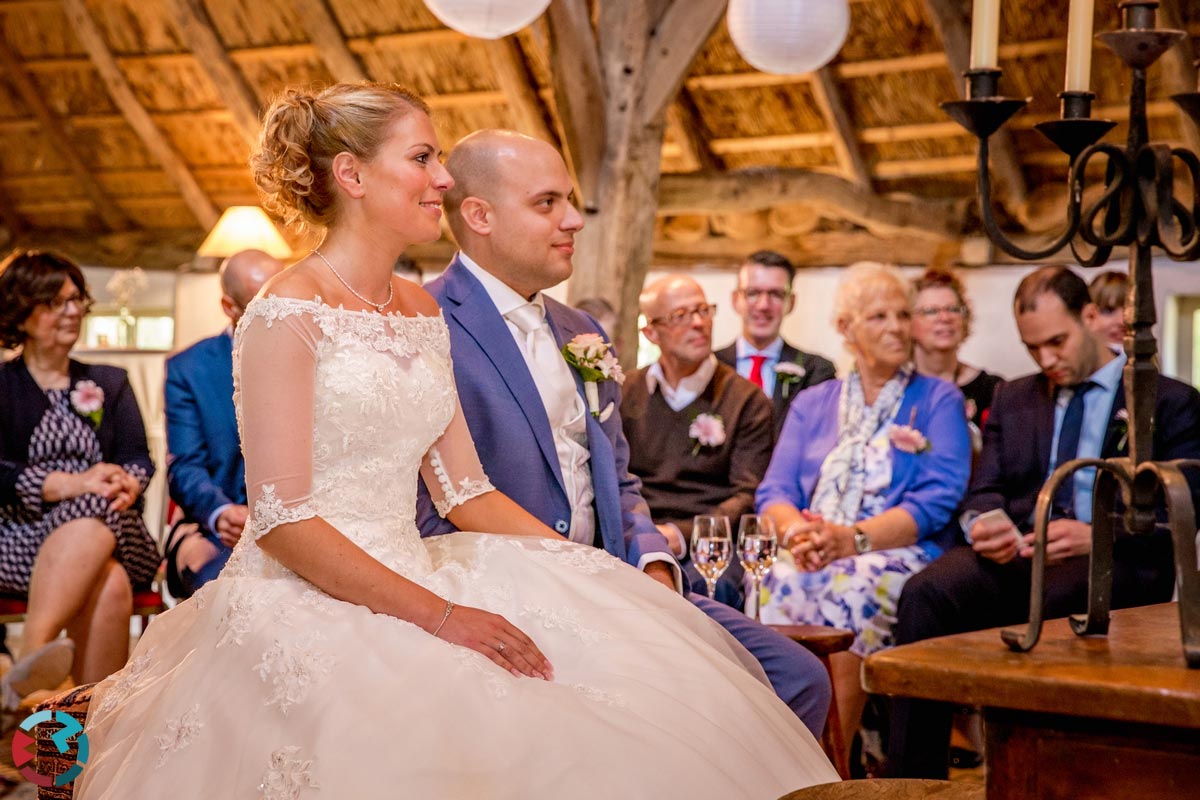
[{"x1": 437, "y1": 605, "x2": 554, "y2": 681}]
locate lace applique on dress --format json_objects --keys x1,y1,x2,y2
[
  {"x1": 520, "y1": 604, "x2": 611, "y2": 646},
  {"x1": 255, "y1": 631, "x2": 334, "y2": 714},
  {"x1": 248, "y1": 485, "x2": 320, "y2": 542},
  {"x1": 523, "y1": 538, "x2": 618, "y2": 574},
  {"x1": 566, "y1": 682, "x2": 628, "y2": 709},
  {"x1": 259, "y1": 746, "x2": 319, "y2": 800},
  {"x1": 97, "y1": 649, "x2": 153, "y2": 714},
  {"x1": 217, "y1": 582, "x2": 259, "y2": 648},
  {"x1": 428, "y1": 446, "x2": 494, "y2": 517},
  {"x1": 155, "y1": 705, "x2": 203, "y2": 768}
]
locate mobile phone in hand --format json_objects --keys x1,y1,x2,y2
[{"x1": 976, "y1": 508, "x2": 1024, "y2": 551}]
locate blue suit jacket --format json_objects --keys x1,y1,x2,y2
[
  {"x1": 164, "y1": 332, "x2": 245, "y2": 536},
  {"x1": 756, "y1": 374, "x2": 972, "y2": 558},
  {"x1": 417, "y1": 256, "x2": 671, "y2": 570}
]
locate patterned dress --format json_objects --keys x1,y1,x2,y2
[{"x1": 0, "y1": 388, "x2": 159, "y2": 593}]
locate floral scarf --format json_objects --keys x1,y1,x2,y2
[{"x1": 810, "y1": 363, "x2": 914, "y2": 526}]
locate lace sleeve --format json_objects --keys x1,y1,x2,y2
[
  {"x1": 235, "y1": 303, "x2": 323, "y2": 540},
  {"x1": 419, "y1": 397, "x2": 495, "y2": 518}
]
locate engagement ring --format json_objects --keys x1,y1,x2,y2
[{"x1": 497, "y1": 643, "x2": 505, "y2": 652}]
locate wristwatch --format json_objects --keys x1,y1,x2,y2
[{"x1": 853, "y1": 526, "x2": 872, "y2": 555}]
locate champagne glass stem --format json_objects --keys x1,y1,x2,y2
[{"x1": 750, "y1": 575, "x2": 762, "y2": 622}]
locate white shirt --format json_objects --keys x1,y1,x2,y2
[
  {"x1": 645, "y1": 355, "x2": 719, "y2": 412},
  {"x1": 734, "y1": 336, "x2": 784, "y2": 397},
  {"x1": 458, "y1": 253, "x2": 595, "y2": 545}
]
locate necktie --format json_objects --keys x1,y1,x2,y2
[
  {"x1": 505, "y1": 303, "x2": 580, "y2": 428},
  {"x1": 749, "y1": 355, "x2": 767, "y2": 391},
  {"x1": 1052, "y1": 381, "x2": 1096, "y2": 516}
]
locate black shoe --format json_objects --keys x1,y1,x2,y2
[{"x1": 163, "y1": 522, "x2": 197, "y2": 599}]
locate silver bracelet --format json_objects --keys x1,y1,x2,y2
[{"x1": 431, "y1": 600, "x2": 456, "y2": 638}]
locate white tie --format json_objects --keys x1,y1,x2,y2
[{"x1": 505, "y1": 303, "x2": 580, "y2": 428}]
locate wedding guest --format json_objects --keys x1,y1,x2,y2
[
  {"x1": 622, "y1": 275, "x2": 773, "y2": 609},
  {"x1": 0, "y1": 250, "x2": 159, "y2": 690},
  {"x1": 78, "y1": 86, "x2": 837, "y2": 797},
  {"x1": 419, "y1": 129, "x2": 833, "y2": 738},
  {"x1": 1089, "y1": 270, "x2": 1128, "y2": 346},
  {"x1": 887, "y1": 265, "x2": 1200, "y2": 779},
  {"x1": 716, "y1": 250, "x2": 836, "y2": 439},
  {"x1": 758, "y1": 262, "x2": 972, "y2": 760},
  {"x1": 163, "y1": 249, "x2": 284, "y2": 597}
]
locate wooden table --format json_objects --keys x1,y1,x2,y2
[{"x1": 863, "y1": 603, "x2": 1200, "y2": 799}]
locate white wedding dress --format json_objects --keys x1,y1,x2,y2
[{"x1": 76, "y1": 297, "x2": 837, "y2": 799}]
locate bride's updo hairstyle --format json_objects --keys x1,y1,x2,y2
[{"x1": 251, "y1": 82, "x2": 430, "y2": 232}]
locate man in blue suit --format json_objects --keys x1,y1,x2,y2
[
  {"x1": 418, "y1": 129, "x2": 831, "y2": 737},
  {"x1": 163, "y1": 249, "x2": 283, "y2": 596}
]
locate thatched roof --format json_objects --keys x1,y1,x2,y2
[{"x1": 0, "y1": 0, "x2": 1195, "y2": 269}]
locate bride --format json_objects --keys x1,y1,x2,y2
[{"x1": 76, "y1": 82, "x2": 838, "y2": 798}]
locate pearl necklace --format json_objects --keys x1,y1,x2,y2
[{"x1": 311, "y1": 248, "x2": 393, "y2": 314}]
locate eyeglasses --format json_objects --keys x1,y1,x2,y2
[
  {"x1": 45, "y1": 294, "x2": 93, "y2": 315},
  {"x1": 739, "y1": 288, "x2": 790, "y2": 304},
  {"x1": 648, "y1": 303, "x2": 717, "y2": 328},
  {"x1": 914, "y1": 304, "x2": 965, "y2": 319}
]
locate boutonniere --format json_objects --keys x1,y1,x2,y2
[
  {"x1": 689, "y1": 412, "x2": 726, "y2": 456},
  {"x1": 562, "y1": 333, "x2": 625, "y2": 417},
  {"x1": 889, "y1": 408, "x2": 930, "y2": 454},
  {"x1": 1113, "y1": 408, "x2": 1129, "y2": 451},
  {"x1": 70, "y1": 379, "x2": 104, "y2": 428},
  {"x1": 774, "y1": 361, "x2": 807, "y2": 399}
]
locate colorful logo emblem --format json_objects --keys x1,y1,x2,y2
[{"x1": 11, "y1": 710, "x2": 89, "y2": 787}]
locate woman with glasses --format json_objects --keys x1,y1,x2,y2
[
  {"x1": 0, "y1": 250, "x2": 158, "y2": 698},
  {"x1": 757, "y1": 262, "x2": 971, "y2": 766},
  {"x1": 911, "y1": 267, "x2": 1003, "y2": 433}
]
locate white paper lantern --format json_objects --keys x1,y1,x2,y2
[
  {"x1": 727, "y1": 0, "x2": 851, "y2": 75},
  {"x1": 422, "y1": 0, "x2": 551, "y2": 40}
]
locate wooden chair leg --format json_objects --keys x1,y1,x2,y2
[{"x1": 818, "y1": 654, "x2": 851, "y2": 778}]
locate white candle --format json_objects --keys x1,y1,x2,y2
[
  {"x1": 1064, "y1": 0, "x2": 1096, "y2": 92},
  {"x1": 970, "y1": 0, "x2": 1001, "y2": 69}
]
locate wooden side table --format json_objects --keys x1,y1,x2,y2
[{"x1": 863, "y1": 603, "x2": 1200, "y2": 799}]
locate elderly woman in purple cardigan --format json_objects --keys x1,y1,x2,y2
[{"x1": 757, "y1": 262, "x2": 971, "y2": 762}]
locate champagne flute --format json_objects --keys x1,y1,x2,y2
[
  {"x1": 691, "y1": 515, "x2": 732, "y2": 599},
  {"x1": 738, "y1": 514, "x2": 778, "y2": 621}
]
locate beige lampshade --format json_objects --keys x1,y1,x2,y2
[{"x1": 197, "y1": 206, "x2": 292, "y2": 259}]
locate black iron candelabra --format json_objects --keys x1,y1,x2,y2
[{"x1": 943, "y1": 0, "x2": 1200, "y2": 666}]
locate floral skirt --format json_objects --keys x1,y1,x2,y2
[{"x1": 760, "y1": 544, "x2": 933, "y2": 658}]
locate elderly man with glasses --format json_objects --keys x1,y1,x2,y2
[
  {"x1": 622, "y1": 275, "x2": 774, "y2": 612},
  {"x1": 716, "y1": 251, "x2": 836, "y2": 440}
]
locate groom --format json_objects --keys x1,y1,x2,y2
[{"x1": 417, "y1": 129, "x2": 831, "y2": 736}]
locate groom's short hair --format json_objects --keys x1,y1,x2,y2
[{"x1": 444, "y1": 129, "x2": 534, "y2": 242}]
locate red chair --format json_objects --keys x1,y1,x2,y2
[{"x1": 0, "y1": 588, "x2": 167, "y2": 627}]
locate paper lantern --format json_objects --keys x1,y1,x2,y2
[
  {"x1": 422, "y1": 0, "x2": 551, "y2": 40},
  {"x1": 727, "y1": 0, "x2": 851, "y2": 75}
]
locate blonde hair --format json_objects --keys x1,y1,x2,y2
[
  {"x1": 250, "y1": 82, "x2": 429, "y2": 232},
  {"x1": 832, "y1": 261, "x2": 909, "y2": 328}
]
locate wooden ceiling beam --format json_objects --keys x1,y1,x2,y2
[
  {"x1": 61, "y1": 0, "x2": 218, "y2": 230},
  {"x1": 161, "y1": 0, "x2": 262, "y2": 147},
  {"x1": 0, "y1": 27, "x2": 130, "y2": 231},
  {"x1": 11, "y1": 226, "x2": 201, "y2": 269},
  {"x1": 922, "y1": 0, "x2": 1027, "y2": 207},
  {"x1": 546, "y1": 0, "x2": 606, "y2": 209},
  {"x1": 657, "y1": 169, "x2": 965, "y2": 239},
  {"x1": 667, "y1": 90, "x2": 722, "y2": 172},
  {"x1": 638, "y1": 0, "x2": 727, "y2": 123},
  {"x1": 484, "y1": 37, "x2": 555, "y2": 143},
  {"x1": 810, "y1": 67, "x2": 872, "y2": 187},
  {"x1": 291, "y1": 0, "x2": 366, "y2": 82}
]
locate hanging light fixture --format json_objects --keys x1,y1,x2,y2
[
  {"x1": 726, "y1": 0, "x2": 851, "y2": 75},
  {"x1": 422, "y1": 0, "x2": 551, "y2": 40},
  {"x1": 197, "y1": 206, "x2": 292, "y2": 260}
]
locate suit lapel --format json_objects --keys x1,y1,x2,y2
[
  {"x1": 1101, "y1": 378, "x2": 1128, "y2": 457},
  {"x1": 1033, "y1": 376, "x2": 1057, "y2": 473},
  {"x1": 443, "y1": 260, "x2": 567, "y2": 494}
]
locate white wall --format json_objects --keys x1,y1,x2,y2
[{"x1": 173, "y1": 272, "x2": 226, "y2": 350}]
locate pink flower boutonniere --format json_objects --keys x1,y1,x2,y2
[
  {"x1": 1113, "y1": 408, "x2": 1129, "y2": 451},
  {"x1": 774, "y1": 361, "x2": 807, "y2": 399},
  {"x1": 689, "y1": 412, "x2": 726, "y2": 456},
  {"x1": 562, "y1": 333, "x2": 625, "y2": 417},
  {"x1": 890, "y1": 424, "x2": 930, "y2": 454},
  {"x1": 70, "y1": 379, "x2": 104, "y2": 428}
]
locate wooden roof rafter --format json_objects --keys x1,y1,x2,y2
[
  {"x1": 291, "y1": 0, "x2": 367, "y2": 83},
  {"x1": 161, "y1": 0, "x2": 262, "y2": 147},
  {"x1": 0, "y1": 25, "x2": 130, "y2": 232},
  {"x1": 485, "y1": 37, "x2": 556, "y2": 144},
  {"x1": 60, "y1": 0, "x2": 219, "y2": 230},
  {"x1": 810, "y1": 67, "x2": 872, "y2": 188}
]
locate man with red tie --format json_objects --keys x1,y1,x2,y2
[{"x1": 715, "y1": 250, "x2": 836, "y2": 440}]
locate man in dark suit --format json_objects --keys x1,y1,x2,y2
[
  {"x1": 163, "y1": 249, "x2": 283, "y2": 596},
  {"x1": 715, "y1": 250, "x2": 836, "y2": 439},
  {"x1": 623, "y1": 274, "x2": 773, "y2": 610},
  {"x1": 418, "y1": 129, "x2": 831, "y2": 737},
  {"x1": 886, "y1": 265, "x2": 1200, "y2": 778}
]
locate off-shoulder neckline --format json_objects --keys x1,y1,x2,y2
[{"x1": 251, "y1": 294, "x2": 443, "y2": 322}]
